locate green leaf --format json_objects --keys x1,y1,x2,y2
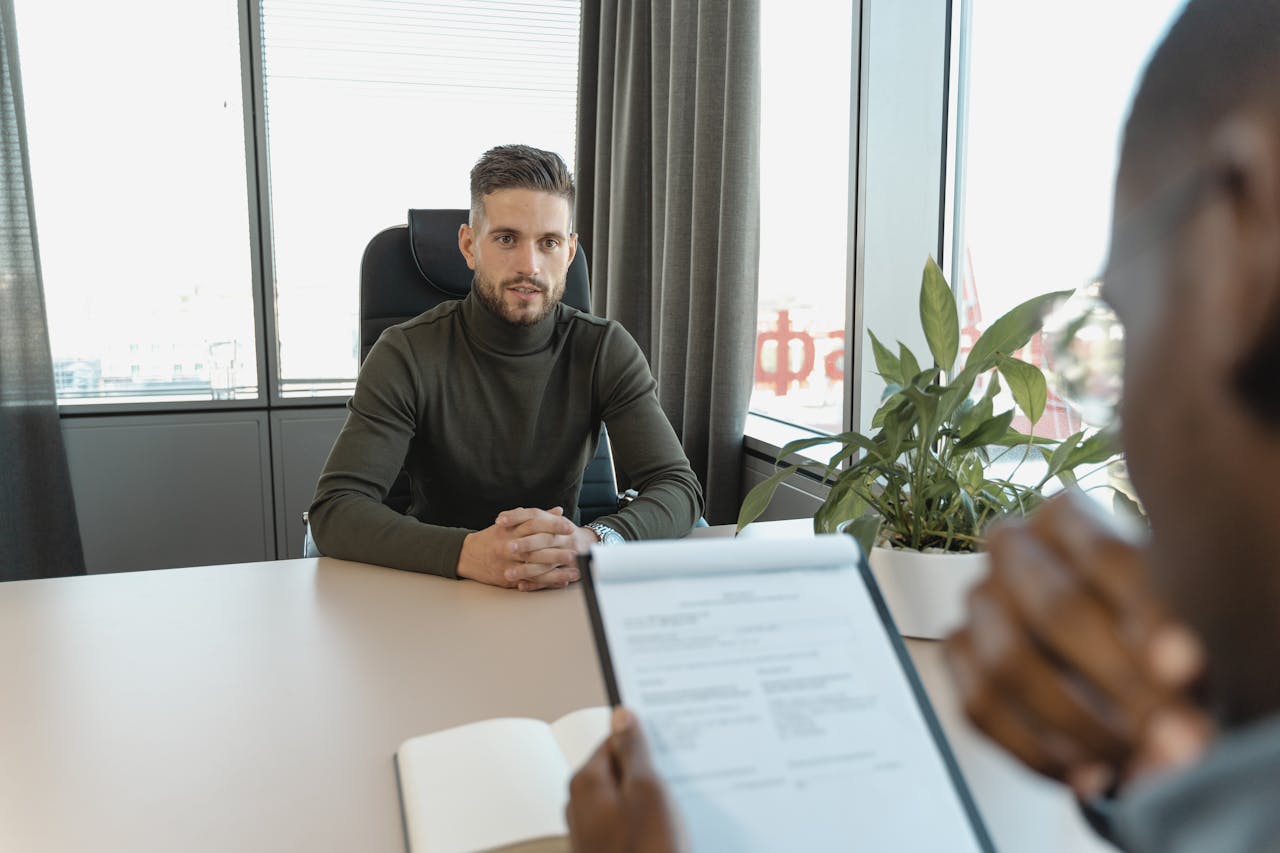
[
  {"x1": 843, "y1": 515, "x2": 883, "y2": 558},
  {"x1": 899, "y1": 343, "x2": 922, "y2": 384},
  {"x1": 815, "y1": 479, "x2": 869, "y2": 533},
  {"x1": 961, "y1": 456, "x2": 985, "y2": 491},
  {"x1": 979, "y1": 482, "x2": 1015, "y2": 512},
  {"x1": 955, "y1": 409, "x2": 1016, "y2": 450},
  {"x1": 1064, "y1": 429, "x2": 1121, "y2": 468},
  {"x1": 966, "y1": 289, "x2": 1072, "y2": 373},
  {"x1": 914, "y1": 367, "x2": 943, "y2": 387},
  {"x1": 868, "y1": 329, "x2": 903, "y2": 386},
  {"x1": 871, "y1": 398, "x2": 897, "y2": 429},
  {"x1": 919, "y1": 256, "x2": 960, "y2": 372},
  {"x1": 922, "y1": 474, "x2": 961, "y2": 503},
  {"x1": 822, "y1": 431, "x2": 884, "y2": 476},
  {"x1": 958, "y1": 490, "x2": 978, "y2": 529},
  {"x1": 996, "y1": 355, "x2": 1048, "y2": 426},
  {"x1": 990, "y1": 430, "x2": 1057, "y2": 448},
  {"x1": 958, "y1": 375, "x2": 999, "y2": 436},
  {"x1": 1012, "y1": 489, "x2": 1046, "y2": 518},
  {"x1": 935, "y1": 383, "x2": 970, "y2": 425},
  {"x1": 774, "y1": 434, "x2": 843, "y2": 463},
  {"x1": 1045, "y1": 431, "x2": 1085, "y2": 478},
  {"x1": 737, "y1": 463, "x2": 803, "y2": 531},
  {"x1": 901, "y1": 384, "x2": 943, "y2": 443},
  {"x1": 878, "y1": 406, "x2": 914, "y2": 459}
]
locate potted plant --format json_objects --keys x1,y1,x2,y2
[{"x1": 737, "y1": 257, "x2": 1121, "y2": 638}]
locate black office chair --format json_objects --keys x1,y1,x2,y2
[{"x1": 303, "y1": 209, "x2": 628, "y2": 558}]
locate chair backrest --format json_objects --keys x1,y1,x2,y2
[
  {"x1": 359, "y1": 209, "x2": 619, "y2": 523},
  {"x1": 361, "y1": 209, "x2": 591, "y2": 360}
]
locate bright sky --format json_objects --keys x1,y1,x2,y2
[{"x1": 962, "y1": 0, "x2": 1189, "y2": 319}]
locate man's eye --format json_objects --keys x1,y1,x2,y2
[
  {"x1": 497, "y1": 235, "x2": 514, "y2": 245},
  {"x1": 543, "y1": 239, "x2": 559, "y2": 250}
]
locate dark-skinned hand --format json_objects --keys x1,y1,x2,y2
[
  {"x1": 566, "y1": 707, "x2": 688, "y2": 853},
  {"x1": 944, "y1": 490, "x2": 1213, "y2": 799}
]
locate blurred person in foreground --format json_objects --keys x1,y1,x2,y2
[
  {"x1": 566, "y1": 1, "x2": 1280, "y2": 849},
  {"x1": 946, "y1": 0, "x2": 1280, "y2": 847}
]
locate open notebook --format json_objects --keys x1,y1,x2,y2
[
  {"x1": 580, "y1": 534, "x2": 994, "y2": 853},
  {"x1": 395, "y1": 706, "x2": 610, "y2": 853}
]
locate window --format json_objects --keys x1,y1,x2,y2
[
  {"x1": 16, "y1": 0, "x2": 259, "y2": 405},
  {"x1": 16, "y1": 0, "x2": 581, "y2": 408},
  {"x1": 750, "y1": 2, "x2": 854, "y2": 436},
  {"x1": 950, "y1": 0, "x2": 1189, "y2": 439},
  {"x1": 258, "y1": 0, "x2": 582, "y2": 399}
]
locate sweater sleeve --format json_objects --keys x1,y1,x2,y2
[
  {"x1": 308, "y1": 327, "x2": 469, "y2": 577},
  {"x1": 588, "y1": 325, "x2": 704, "y2": 540}
]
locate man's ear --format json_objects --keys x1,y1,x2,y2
[
  {"x1": 1210, "y1": 113, "x2": 1280, "y2": 421},
  {"x1": 458, "y1": 222, "x2": 478, "y2": 271},
  {"x1": 567, "y1": 232, "x2": 579, "y2": 267}
]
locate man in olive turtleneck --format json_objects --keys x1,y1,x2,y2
[{"x1": 309, "y1": 145, "x2": 703, "y2": 589}]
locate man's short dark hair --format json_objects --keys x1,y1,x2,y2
[
  {"x1": 469, "y1": 145, "x2": 575, "y2": 226},
  {"x1": 1119, "y1": 0, "x2": 1280, "y2": 423}
]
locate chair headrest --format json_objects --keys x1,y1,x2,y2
[{"x1": 408, "y1": 209, "x2": 473, "y2": 298}]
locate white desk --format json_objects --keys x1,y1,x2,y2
[{"x1": 0, "y1": 542, "x2": 1114, "y2": 852}]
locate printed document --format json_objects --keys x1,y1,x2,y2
[{"x1": 585, "y1": 535, "x2": 989, "y2": 853}]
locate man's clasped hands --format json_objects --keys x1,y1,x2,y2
[{"x1": 457, "y1": 506, "x2": 601, "y2": 591}]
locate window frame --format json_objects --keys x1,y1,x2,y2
[
  {"x1": 18, "y1": 0, "x2": 273, "y2": 416},
  {"x1": 36, "y1": 0, "x2": 958, "y2": 439},
  {"x1": 37, "y1": 0, "x2": 587, "y2": 415},
  {"x1": 744, "y1": 0, "x2": 957, "y2": 461}
]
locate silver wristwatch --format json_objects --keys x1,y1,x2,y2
[{"x1": 585, "y1": 521, "x2": 625, "y2": 545}]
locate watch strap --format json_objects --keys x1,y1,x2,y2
[{"x1": 586, "y1": 521, "x2": 625, "y2": 545}]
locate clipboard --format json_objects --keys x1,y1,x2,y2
[{"x1": 578, "y1": 534, "x2": 994, "y2": 853}]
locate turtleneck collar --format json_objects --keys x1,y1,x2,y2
[{"x1": 459, "y1": 288, "x2": 561, "y2": 355}]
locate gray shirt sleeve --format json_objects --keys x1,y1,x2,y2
[
  {"x1": 308, "y1": 328, "x2": 468, "y2": 577},
  {"x1": 587, "y1": 325, "x2": 704, "y2": 540}
]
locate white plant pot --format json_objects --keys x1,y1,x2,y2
[{"x1": 867, "y1": 547, "x2": 989, "y2": 640}]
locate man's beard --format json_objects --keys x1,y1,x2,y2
[{"x1": 473, "y1": 269, "x2": 565, "y2": 326}]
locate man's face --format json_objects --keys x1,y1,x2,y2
[
  {"x1": 458, "y1": 188, "x2": 578, "y2": 326},
  {"x1": 1105, "y1": 146, "x2": 1273, "y2": 643}
]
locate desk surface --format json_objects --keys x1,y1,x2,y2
[{"x1": 0, "y1": 534, "x2": 1115, "y2": 852}]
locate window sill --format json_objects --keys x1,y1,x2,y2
[{"x1": 743, "y1": 412, "x2": 838, "y2": 468}]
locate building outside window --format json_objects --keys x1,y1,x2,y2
[{"x1": 16, "y1": 0, "x2": 258, "y2": 405}]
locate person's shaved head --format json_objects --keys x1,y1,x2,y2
[
  {"x1": 1117, "y1": 0, "x2": 1280, "y2": 424},
  {"x1": 1121, "y1": 0, "x2": 1280, "y2": 190}
]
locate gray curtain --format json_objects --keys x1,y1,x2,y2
[
  {"x1": 576, "y1": 0, "x2": 760, "y2": 526},
  {"x1": 1, "y1": 0, "x2": 85, "y2": 580}
]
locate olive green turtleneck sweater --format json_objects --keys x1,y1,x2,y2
[{"x1": 309, "y1": 292, "x2": 704, "y2": 576}]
